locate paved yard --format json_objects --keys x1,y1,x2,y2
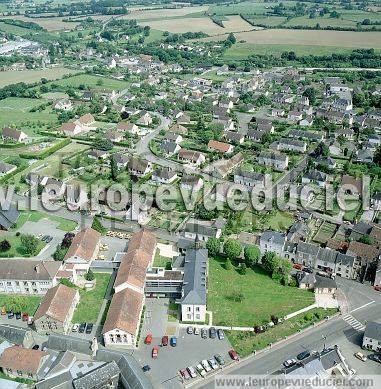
[{"x1": 100, "y1": 236, "x2": 128, "y2": 260}]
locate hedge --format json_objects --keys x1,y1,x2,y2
[{"x1": 19, "y1": 138, "x2": 71, "y2": 160}]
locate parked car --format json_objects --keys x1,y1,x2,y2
[
  {"x1": 15, "y1": 312, "x2": 21, "y2": 320},
  {"x1": 187, "y1": 366, "x2": 197, "y2": 379},
  {"x1": 170, "y1": 336, "x2": 177, "y2": 347},
  {"x1": 32, "y1": 345, "x2": 39, "y2": 350},
  {"x1": 22, "y1": 313, "x2": 28, "y2": 322},
  {"x1": 229, "y1": 349, "x2": 239, "y2": 361},
  {"x1": 162, "y1": 336, "x2": 168, "y2": 346},
  {"x1": 217, "y1": 329, "x2": 225, "y2": 340},
  {"x1": 297, "y1": 350, "x2": 310, "y2": 360},
  {"x1": 201, "y1": 359, "x2": 212, "y2": 372},
  {"x1": 374, "y1": 286, "x2": 381, "y2": 292},
  {"x1": 369, "y1": 354, "x2": 381, "y2": 364},
  {"x1": 46, "y1": 236, "x2": 53, "y2": 243},
  {"x1": 214, "y1": 354, "x2": 225, "y2": 366},
  {"x1": 72, "y1": 323, "x2": 79, "y2": 332},
  {"x1": 79, "y1": 323, "x2": 86, "y2": 333},
  {"x1": 201, "y1": 328, "x2": 208, "y2": 339},
  {"x1": 85, "y1": 323, "x2": 93, "y2": 334},
  {"x1": 7, "y1": 311, "x2": 14, "y2": 319},
  {"x1": 180, "y1": 368, "x2": 190, "y2": 380},
  {"x1": 209, "y1": 327, "x2": 216, "y2": 339},
  {"x1": 208, "y1": 358, "x2": 219, "y2": 370},
  {"x1": 142, "y1": 365, "x2": 151, "y2": 372},
  {"x1": 293, "y1": 263, "x2": 303, "y2": 270},
  {"x1": 152, "y1": 347, "x2": 158, "y2": 359},
  {"x1": 187, "y1": 326, "x2": 193, "y2": 334},
  {"x1": 145, "y1": 334, "x2": 153, "y2": 345},
  {"x1": 196, "y1": 363, "x2": 206, "y2": 377},
  {"x1": 194, "y1": 327, "x2": 200, "y2": 335},
  {"x1": 283, "y1": 359, "x2": 297, "y2": 367},
  {"x1": 354, "y1": 352, "x2": 367, "y2": 362},
  {"x1": 27, "y1": 316, "x2": 34, "y2": 325},
  {"x1": 304, "y1": 267, "x2": 313, "y2": 274}
]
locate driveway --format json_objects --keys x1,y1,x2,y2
[{"x1": 18, "y1": 219, "x2": 66, "y2": 259}]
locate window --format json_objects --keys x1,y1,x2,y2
[
  {"x1": 196, "y1": 307, "x2": 200, "y2": 312},
  {"x1": 187, "y1": 307, "x2": 191, "y2": 312}
]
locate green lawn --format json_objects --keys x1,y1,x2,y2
[
  {"x1": 0, "y1": 370, "x2": 34, "y2": 385},
  {"x1": 226, "y1": 308, "x2": 338, "y2": 357},
  {"x1": 0, "y1": 294, "x2": 41, "y2": 315},
  {"x1": 14, "y1": 211, "x2": 77, "y2": 232},
  {"x1": 153, "y1": 250, "x2": 172, "y2": 268},
  {"x1": 72, "y1": 273, "x2": 112, "y2": 323},
  {"x1": 264, "y1": 211, "x2": 294, "y2": 232},
  {"x1": 208, "y1": 256, "x2": 315, "y2": 327},
  {"x1": 0, "y1": 234, "x2": 45, "y2": 258}
]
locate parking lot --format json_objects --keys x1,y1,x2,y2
[
  {"x1": 99, "y1": 235, "x2": 128, "y2": 261},
  {"x1": 132, "y1": 299, "x2": 232, "y2": 387}
]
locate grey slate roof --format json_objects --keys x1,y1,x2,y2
[
  {"x1": 260, "y1": 230, "x2": 286, "y2": 246},
  {"x1": 0, "y1": 203, "x2": 20, "y2": 230},
  {"x1": 0, "y1": 324, "x2": 35, "y2": 348},
  {"x1": 73, "y1": 361, "x2": 120, "y2": 389},
  {"x1": 364, "y1": 321, "x2": 381, "y2": 341},
  {"x1": 315, "y1": 275, "x2": 337, "y2": 289},
  {"x1": 181, "y1": 249, "x2": 208, "y2": 306}
]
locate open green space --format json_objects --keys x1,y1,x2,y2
[
  {"x1": 14, "y1": 211, "x2": 77, "y2": 232},
  {"x1": 153, "y1": 250, "x2": 172, "y2": 268},
  {"x1": 0, "y1": 234, "x2": 45, "y2": 258},
  {"x1": 0, "y1": 294, "x2": 41, "y2": 315},
  {"x1": 72, "y1": 273, "x2": 112, "y2": 323},
  {"x1": 226, "y1": 307, "x2": 338, "y2": 357},
  {"x1": 208, "y1": 256, "x2": 315, "y2": 327}
]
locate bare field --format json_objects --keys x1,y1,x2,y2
[
  {"x1": 141, "y1": 15, "x2": 257, "y2": 35},
  {"x1": 0, "y1": 67, "x2": 78, "y2": 88},
  {"x1": 1, "y1": 15, "x2": 79, "y2": 31},
  {"x1": 201, "y1": 29, "x2": 381, "y2": 49}
]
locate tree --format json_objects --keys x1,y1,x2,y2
[
  {"x1": 206, "y1": 237, "x2": 220, "y2": 257},
  {"x1": 303, "y1": 87, "x2": 316, "y2": 105},
  {"x1": 91, "y1": 217, "x2": 106, "y2": 234},
  {"x1": 261, "y1": 251, "x2": 281, "y2": 274},
  {"x1": 244, "y1": 245, "x2": 260, "y2": 267},
  {"x1": 374, "y1": 146, "x2": 381, "y2": 166},
  {"x1": 110, "y1": 156, "x2": 118, "y2": 181},
  {"x1": 0, "y1": 240, "x2": 11, "y2": 252},
  {"x1": 6, "y1": 296, "x2": 28, "y2": 312},
  {"x1": 224, "y1": 259, "x2": 233, "y2": 270},
  {"x1": 239, "y1": 263, "x2": 247, "y2": 275},
  {"x1": 223, "y1": 239, "x2": 242, "y2": 261},
  {"x1": 85, "y1": 269, "x2": 95, "y2": 281},
  {"x1": 20, "y1": 234, "x2": 40, "y2": 256}
]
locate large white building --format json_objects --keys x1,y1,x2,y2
[{"x1": 362, "y1": 322, "x2": 381, "y2": 352}]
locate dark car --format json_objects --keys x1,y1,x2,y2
[
  {"x1": 46, "y1": 236, "x2": 53, "y2": 243},
  {"x1": 85, "y1": 323, "x2": 93, "y2": 334},
  {"x1": 162, "y1": 336, "x2": 168, "y2": 346},
  {"x1": 170, "y1": 336, "x2": 177, "y2": 347},
  {"x1": 7, "y1": 311, "x2": 14, "y2": 319},
  {"x1": 142, "y1": 365, "x2": 151, "y2": 372},
  {"x1": 79, "y1": 323, "x2": 86, "y2": 333},
  {"x1": 32, "y1": 345, "x2": 40, "y2": 350},
  {"x1": 214, "y1": 354, "x2": 225, "y2": 366},
  {"x1": 304, "y1": 267, "x2": 313, "y2": 274},
  {"x1": 15, "y1": 312, "x2": 21, "y2": 320},
  {"x1": 297, "y1": 350, "x2": 310, "y2": 360},
  {"x1": 217, "y1": 329, "x2": 225, "y2": 340},
  {"x1": 369, "y1": 354, "x2": 381, "y2": 363},
  {"x1": 201, "y1": 328, "x2": 208, "y2": 339},
  {"x1": 209, "y1": 327, "x2": 216, "y2": 339}
]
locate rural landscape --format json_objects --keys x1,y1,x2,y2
[{"x1": 0, "y1": 0, "x2": 380, "y2": 388}]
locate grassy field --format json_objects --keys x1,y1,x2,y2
[
  {"x1": 227, "y1": 307, "x2": 338, "y2": 357},
  {"x1": 0, "y1": 234, "x2": 45, "y2": 258},
  {"x1": 14, "y1": 211, "x2": 77, "y2": 232},
  {"x1": 0, "y1": 97, "x2": 57, "y2": 128},
  {"x1": 0, "y1": 15, "x2": 79, "y2": 31},
  {"x1": 208, "y1": 256, "x2": 315, "y2": 327},
  {"x1": 0, "y1": 294, "x2": 41, "y2": 315},
  {"x1": 0, "y1": 67, "x2": 78, "y2": 88},
  {"x1": 72, "y1": 273, "x2": 112, "y2": 323},
  {"x1": 43, "y1": 73, "x2": 130, "y2": 91},
  {"x1": 153, "y1": 250, "x2": 172, "y2": 268}
]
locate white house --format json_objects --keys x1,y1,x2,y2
[{"x1": 362, "y1": 322, "x2": 381, "y2": 352}]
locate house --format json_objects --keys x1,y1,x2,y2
[
  {"x1": 258, "y1": 151, "x2": 289, "y2": 170},
  {"x1": 287, "y1": 111, "x2": 303, "y2": 122},
  {"x1": 0, "y1": 204, "x2": 19, "y2": 230},
  {"x1": 54, "y1": 99, "x2": 72, "y2": 111},
  {"x1": 116, "y1": 122, "x2": 139, "y2": 134},
  {"x1": 234, "y1": 169, "x2": 265, "y2": 188},
  {"x1": 257, "y1": 121, "x2": 274, "y2": 133},
  {"x1": 178, "y1": 149, "x2": 205, "y2": 166},
  {"x1": 271, "y1": 108, "x2": 285, "y2": 117},
  {"x1": 224, "y1": 131, "x2": 244, "y2": 144},
  {"x1": 88, "y1": 149, "x2": 109, "y2": 160},
  {"x1": 113, "y1": 152, "x2": 129, "y2": 168},
  {"x1": 362, "y1": 322, "x2": 381, "y2": 352},
  {"x1": 180, "y1": 175, "x2": 203, "y2": 192},
  {"x1": 137, "y1": 111, "x2": 152, "y2": 126},
  {"x1": 341, "y1": 175, "x2": 363, "y2": 196},
  {"x1": 103, "y1": 230, "x2": 156, "y2": 347},
  {"x1": 0, "y1": 346, "x2": 48, "y2": 381},
  {"x1": 128, "y1": 157, "x2": 152, "y2": 177},
  {"x1": 289, "y1": 130, "x2": 324, "y2": 143},
  {"x1": 64, "y1": 228, "x2": 101, "y2": 277},
  {"x1": 151, "y1": 167, "x2": 178, "y2": 184},
  {"x1": 0, "y1": 162, "x2": 16, "y2": 177},
  {"x1": 259, "y1": 231, "x2": 286, "y2": 256},
  {"x1": 168, "y1": 123, "x2": 188, "y2": 135},
  {"x1": 34, "y1": 284, "x2": 79, "y2": 335},
  {"x1": 315, "y1": 156, "x2": 337, "y2": 170},
  {"x1": 180, "y1": 249, "x2": 208, "y2": 323},
  {"x1": 275, "y1": 138, "x2": 307, "y2": 153},
  {"x1": 75, "y1": 113, "x2": 96, "y2": 131},
  {"x1": 2, "y1": 127, "x2": 28, "y2": 143},
  {"x1": 356, "y1": 149, "x2": 374, "y2": 164},
  {"x1": 184, "y1": 219, "x2": 224, "y2": 242},
  {"x1": 106, "y1": 130, "x2": 123, "y2": 143},
  {"x1": 299, "y1": 116, "x2": 314, "y2": 127},
  {"x1": 246, "y1": 130, "x2": 265, "y2": 142},
  {"x1": 335, "y1": 253, "x2": 358, "y2": 280},
  {"x1": 161, "y1": 140, "x2": 181, "y2": 156},
  {"x1": 163, "y1": 132, "x2": 182, "y2": 144},
  {"x1": 208, "y1": 140, "x2": 234, "y2": 154},
  {"x1": 177, "y1": 114, "x2": 191, "y2": 125},
  {"x1": 59, "y1": 122, "x2": 84, "y2": 136},
  {"x1": 0, "y1": 260, "x2": 61, "y2": 295},
  {"x1": 302, "y1": 170, "x2": 327, "y2": 188}
]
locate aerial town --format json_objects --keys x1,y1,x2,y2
[{"x1": 0, "y1": 0, "x2": 380, "y2": 388}]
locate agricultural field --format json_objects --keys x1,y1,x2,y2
[
  {"x1": 121, "y1": 5, "x2": 208, "y2": 21},
  {"x1": 0, "y1": 97, "x2": 58, "y2": 128},
  {"x1": 0, "y1": 67, "x2": 78, "y2": 88},
  {"x1": 0, "y1": 15, "x2": 80, "y2": 31}
]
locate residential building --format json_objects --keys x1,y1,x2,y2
[
  {"x1": 180, "y1": 175, "x2": 203, "y2": 192},
  {"x1": 208, "y1": 140, "x2": 234, "y2": 154},
  {"x1": 128, "y1": 157, "x2": 152, "y2": 177},
  {"x1": 234, "y1": 169, "x2": 265, "y2": 188},
  {"x1": 180, "y1": 249, "x2": 208, "y2": 323},
  {"x1": 259, "y1": 231, "x2": 286, "y2": 256},
  {"x1": 116, "y1": 122, "x2": 139, "y2": 134},
  {"x1": 184, "y1": 218, "x2": 224, "y2": 242},
  {"x1": 2, "y1": 127, "x2": 28, "y2": 143},
  {"x1": 362, "y1": 322, "x2": 381, "y2": 352},
  {"x1": 178, "y1": 149, "x2": 205, "y2": 166},
  {"x1": 0, "y1": 204, "x2": 19, "y2": 230},
  {"x1": 0, "y1": 162, "x2": 17, "y2": 176},
  {"x1": 34, "y1": 284, "x2": 79, "y2": 335},
  {"x1": 151, "y1": 167, "x2": 178, "y2": 184},
  {"x1": 258, "y1": 151, "x2": 289, "y2": 170}
]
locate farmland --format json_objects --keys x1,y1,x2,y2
[{"x1": 0, "y1": 67, "x2": 78, "y2": 88}]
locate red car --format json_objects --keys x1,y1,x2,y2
[
  {"x1": 229, "y1": 349, "x2": 239, "y2": 361},
  {"x1": 293, "y1": 263, "x2": 303, "y2": 270},
  {"x1": 374, "y1": 286, "x2": 381, "y2": 292},
  {"x1": 162, "y1": 335, "x2": 168, "y2": 346},
  {"x1": 152, "y1": 347, "x2": 158, "y2": 359},
  {"x1": 180, "y1": 368, "x2": 190, "y2": 380},
  {"x1": 144, "y1": 334, "x2": 153, "y2": 345}
]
